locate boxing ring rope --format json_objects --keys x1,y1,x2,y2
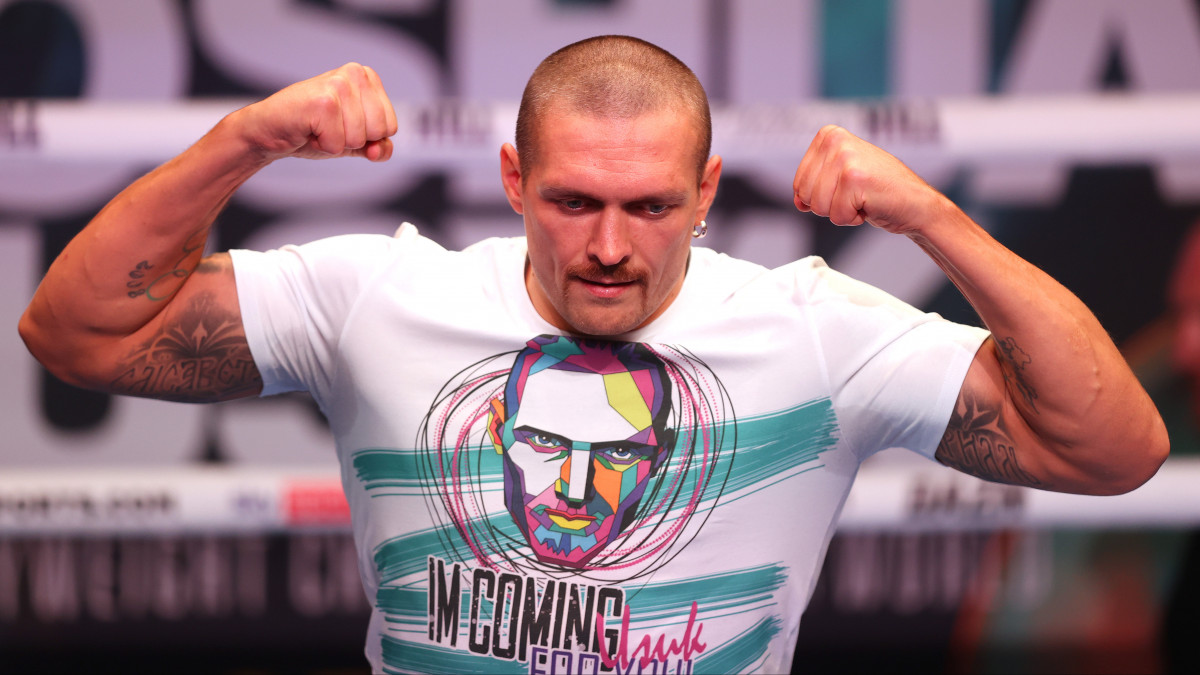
[
  {"x1": 1, "y1": 458, "x2": 1199, "y2": 536},
  {"x1": 4, "y1": 92, "x2": 1200, "y2": 165},
  {"x1": 3, "y1": 92, "x2": 1200, "y2": 537}
]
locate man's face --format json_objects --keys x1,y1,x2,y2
[
  {"x1": 501, "y1": 106, "x2": 721, "y2": 337},
  {"x1": 498, "y1": 365, "x2": 669, "y2": 567}
]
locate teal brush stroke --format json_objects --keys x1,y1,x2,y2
[
  {"x1": 364, "y1": 399, "x2": 836, "y2": 584},
  {"x1": 354, "y1": 398, "x2": 837, "y2": 498},
  {"x1": 376, "y1": 586, "x2": 426, "y2": 626},
  {"x1": 380, "y1": 634, "x2": 525, "y2": 675},
  {"x1": 626, "y1": 564, "x2": 787, "y2": 622},
  {"x1": 377, "y1": 582, "x2": 482, "y2": 627},
  {"x1": 374, "y1": 517, "x2": 524, "y2": 585},
  {"x1": 353, "y1": 449, "x2": 423, "y2": 490},
  {"x1": 693, "y1": 615, "x2": 783, "y2": 675},
  {"x1": 719, "y1": 398, "x2": 838, "y2": 494}
]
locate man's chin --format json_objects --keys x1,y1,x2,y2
[{"x1": 558, "y1": 303, "x2": 651, "y2": 337}]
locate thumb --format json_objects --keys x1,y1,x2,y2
[{"x1": 351, "y1": 138, "x2": 395, "y2": 162}]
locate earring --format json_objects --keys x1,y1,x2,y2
[{"x1": 692, "y1": 220, "x2": 708, "y2": 239}]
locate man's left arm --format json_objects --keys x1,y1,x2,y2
[{"x1": 793, "y1": 125, "x2": 1168, "y2": 495}]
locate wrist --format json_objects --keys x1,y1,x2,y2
[{"x1": 216, "y1": 106, "x2": 284, "y2": 168}]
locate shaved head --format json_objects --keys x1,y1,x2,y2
[{"x1": 515, "y1": 35, "x2": 712, "y2": 184}]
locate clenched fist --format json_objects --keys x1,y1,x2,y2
[
  {"x1": 231, "y1": 63, "x2": 399, "y2": 163},
  {"x1": 793, "y1": 125, "x2": 948, "y2": 236}
]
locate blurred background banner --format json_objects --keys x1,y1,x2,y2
[{"x1": 4, "y1": 1, "x2": 1200, "y2": 673}]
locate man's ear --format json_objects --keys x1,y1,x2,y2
[
  {"x1": 486, "y1": 397, "x2": 507, "y2": 454},
  {"x1": 696, "y1": 154, "x2": 722, "y2": 222},
  {"x1": 500, "y1": 143, "x2": 524, "y2": 215}
]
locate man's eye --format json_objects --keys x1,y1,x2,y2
[
  {"x1": 527, "y1": 433, "x2": 561, "y2": 449},
  {"x1": 562, "y1": 199, "x2": 585, "y2": 210},
  {"x1": 646, "y1": 204, "x2": 668, "y2": 215},
  {"x1": 601, "y1": 448, "x2": 639, "y2": 462}
]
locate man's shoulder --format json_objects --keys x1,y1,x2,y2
[{"x1": 688, "y1": 247, "x2": 833, "y2": 294}]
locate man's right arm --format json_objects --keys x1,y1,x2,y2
[{"x1": 18, "y1": 63, "x2": 398, "y2": 402}]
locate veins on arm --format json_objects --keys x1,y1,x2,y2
[{"x1": 935, "y1": 387, "x2": 1042, "y2": 488}]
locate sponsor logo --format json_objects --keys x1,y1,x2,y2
[{"x1": 283, "y1": 481, "x2": 350, "y2": 526}]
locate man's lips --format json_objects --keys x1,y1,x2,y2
[
  {"x1": 544, "y1": 508, "x2": 597, "y2": 531},
  {"x1": 572, "y1": 274, "x2": 640, "y2": 298}
]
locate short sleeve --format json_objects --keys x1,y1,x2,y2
[
  {"x1": 230, "y1": 225, "x2": 424, "y2": 400},
  {"x1": 799, "y1": 258, "x2": 989, "y2": 460}
]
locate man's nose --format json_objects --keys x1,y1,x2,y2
[
  {"x1": 587, "y1": 208, "x2": 632, "y2": 267},
  {"x1": 561, "y1": 447, "x2": 593, "y2": 506}
]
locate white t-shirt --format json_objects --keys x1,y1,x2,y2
[{"x1": 231, "y1": 223, "x2": 987, "y2": 674}]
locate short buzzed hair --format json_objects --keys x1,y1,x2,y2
[{"x1": 515, "y1": 35, "x2": 712, "y2": 184}]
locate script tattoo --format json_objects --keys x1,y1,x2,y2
[
  {"x1": 997, "y1": 336, "x2": 1039, "y2": 413},
  {"x1": 935, "y1": 391, "x2": 1041, "y2": 487},
  {"x1": 109, "y1": 288, "x2": 260, "y2": 403},
  {"x1": 125, "y1": 228, "x2": 207, "y2": 301}
]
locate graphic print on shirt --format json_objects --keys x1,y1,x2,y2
[{"x1": 352, "y1": 335, "x2": 840, "y2": 674}]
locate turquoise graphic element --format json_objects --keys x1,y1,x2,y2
[
  {"x1": 724, "y1": 398, "x2": 838, "y2": 495},
  {"x1": 627, "y1": 564, "x2": 788, "y2": 624},
  {"x1": 352, "y1": 449, "x2": 423, "y2": 491},
  {"x1": 693, "y1": 615, "x2": 783, "y2": 675},
  {"x1": 354, "y1": 398, "x2": 837, "y2": 499},
  {"x1": 360, "y1": 397, "x2": 835, "y2": 584},
  {"x1": 373, "y1": 518, "x2": 524, "y2": 585},
  {"x1": 360, "y1": 397, "x2": 836, "y2": 673},
  {"x1": 380, "y1": 634, "x2": 525, "y2": 675},
  {"x1": 375, "y1": 586, "x2": 427, "y2": 628}
]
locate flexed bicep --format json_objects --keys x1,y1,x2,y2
[
  {"x1": 934, "y1": 341, "x2": 1045, "y2": 489},
  {"x1": 109, "y1": 253, "x2": 262, "y2": 402}
]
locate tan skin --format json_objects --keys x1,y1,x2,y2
[
  {"x1": 793, "y1": 125, "x2": 1167, "y2": 494},
  {"x1": 499, "y1": 106, "x2": 721, "y2": 337},
  {"x1": 20, "y1": 67, "x2": 1167, "y2": 494},
  {"x1": 20, "y1": 63, "x2": 396, "y2": 401}
]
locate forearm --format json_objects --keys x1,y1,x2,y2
[
  {"x1": 20, "y1": 112, "x2": 266, "y2": 379},
  {"x1": 912, "y1": 197, "x2": 1167, "y2": 490}
]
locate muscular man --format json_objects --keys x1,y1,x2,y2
[{"x1": 20, "y1": 36, "x2": 1166, "y2": 674}]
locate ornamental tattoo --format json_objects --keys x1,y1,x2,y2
[
  {"x1": 125, "y1": 227, "x2": 208, "y2": 301},
  {"x1": 997, "y1": 336, "x2": 1039, "y2": 413},
  {"x1": 110, "y1": 266, "x2": 259, "y2": 402},
  {"x1": 935, "y1": 390, "x2": 1041, "y2": 487}
]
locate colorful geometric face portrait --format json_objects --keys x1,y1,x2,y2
[
  {"x1": 485, "y1": 337, "x2": 676, "y2": 568},
  {"x1": 415, "y1": 335, "x2": 733, "y2": 580}
]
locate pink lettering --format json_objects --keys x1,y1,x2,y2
[{"x1": 595, "y1": 602, "x2": 707, "y2": 671}]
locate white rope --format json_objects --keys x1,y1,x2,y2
[
  {"x1": 4, "y1": 94, "x2": 1200, "y2": 165},
  {"x1": 0, "y1": 458, "x2": 1194, "y2": 536}
]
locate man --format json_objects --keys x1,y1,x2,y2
[
  {"x1": 486, "y1": 336, "x2": 678, "y2": 569},
  {"x1": 20, "y1": 35, "x2": 1166, "y2": 674}
]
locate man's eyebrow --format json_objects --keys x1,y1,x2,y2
[
  {"x1": 538, "y1": 186, "x2": 591, "y2": 201},
  {"x1": 515, "y1": 424, "x2": 571, "y2": 444},
  {"x1": 538, "y1": 186, "x2": 689, "y2": 204}
]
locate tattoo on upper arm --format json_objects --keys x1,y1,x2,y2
[
  {"x1": 935, "y1": 390, "x2": 1042, "y2": 487},
  {"x1": 997, "y1": 336, "x2": 1039, "y2": 413},
  {"x1": 109, "y1": 289, "x2": 261, "y2": 403},
  {"x1": 125, "y1": 228, "x2": 208, "y2": 302}
]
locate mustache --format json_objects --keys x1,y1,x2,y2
[{"x1": 565, "y1": 262, "x2": 645, "y2": 284}]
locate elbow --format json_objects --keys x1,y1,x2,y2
[
  {"x1": 1129, "y1": 412, "x2": 1171, "y2": 493},
  {"x1": 17, "y1": 307, "x2": 54, "y2": 371},
  {"x1": 18, "y1": 307, "x2": 108, "y2": 390},
  {"x1": 1088, "y1": 411, "x2": 1170, "y2": 496}
]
